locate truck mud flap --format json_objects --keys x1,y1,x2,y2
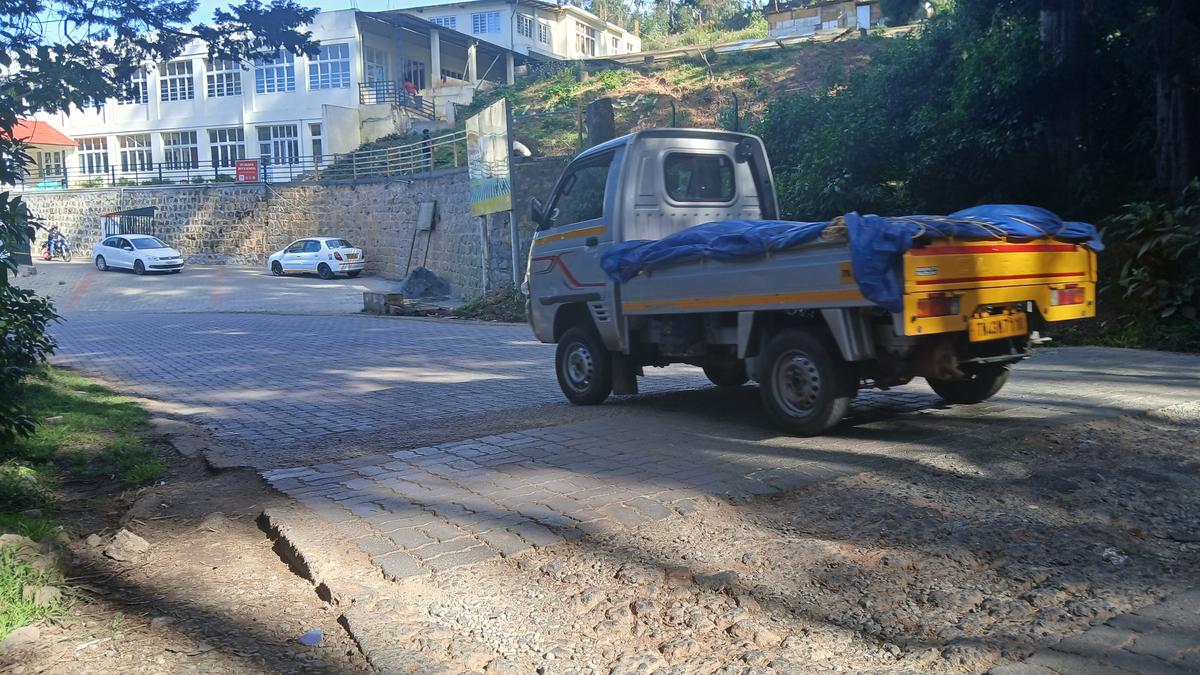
[{"x1": 611, "y1": 352, "x2": 639, "y2": 396}]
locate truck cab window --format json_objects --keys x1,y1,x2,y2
[
  {"x1": 547, "y1": 153, "x2": 613, "y2": 228},
  {"x1": 664, "y1": 153, "x2": 734, "y2": 203}
]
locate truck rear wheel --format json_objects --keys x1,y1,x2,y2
[
  {"x1": 927, "y1": 364, "x2": 1010, "y2": 404},
  {"x1": 759, "y1": 329, "x2": 852, "y2": 436},
  {"x1": 703, "y1": 361, "x2": 748, "y2": 387},
  {"x1": 555, "y1": 327, "x2": 613, "y2": 405}
]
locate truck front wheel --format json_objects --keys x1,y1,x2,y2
[
  {"x1": 555, "y1": 327, "x2": 613, "y2": 405},
  {"x1": 927, "y1": 364, "x2": 1010, "y2": 404},
  {"x1": 759, "y1": 329, "x2": 853, "y2": 436}
]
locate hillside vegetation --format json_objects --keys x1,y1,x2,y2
[{"x1": 461, "y1": 39, "x2": 880, "y2": 157}]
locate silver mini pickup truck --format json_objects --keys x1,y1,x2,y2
[{"x1": 523, "y1": 129, "x2": 1097, "y2": 435}]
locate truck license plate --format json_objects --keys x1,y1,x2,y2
[{"x1": 968, "y1": 312, "x2": 1028, "y2": 342}]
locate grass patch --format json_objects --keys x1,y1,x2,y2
[
  {"x1": 0, "y1": 544, "x2": 65, "y2": 639},
  {"x1": 455, "y1": 284, "x2": 527, "y2": 323},
  {"x1": 0, "y1": 463, "x2": 56, "y2": 512},
  {"x1": 0, "y1": 367, "x2": 156, "y2": 640},
  {"x1": 0, "y1": 513, "x2": 65, "y2": 542},
  {"x1": 7, "y1": 369, "x2": 163, "y2": 487}
]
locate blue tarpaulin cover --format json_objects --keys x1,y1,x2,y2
[{"x1": 600, "y1": 205, "x2": 1102, "y2": 313}]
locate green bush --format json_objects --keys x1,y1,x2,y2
[
  {"x1": 593, "y1": 68, "x2": 635, "y2": 92},
  {"x1": 1103, "y1": 180, "x2": 1200, "y2": 321},
  {"x1": 0, "y1": 286, "x2": 57, "y2": 448},
  {"x1": 455, "y1": 284, "x2": 526, "y2": 323}
]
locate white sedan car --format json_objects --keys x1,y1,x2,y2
[
  {"x1": 267, "y1": 237, "x2": 365, "y2": 280},
  {"x1": 93, "y1": 234, "x2": 184, "y2": 274}
]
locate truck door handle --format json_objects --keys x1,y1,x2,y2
[{"x1": 585, "y1": 237, "x2": 598, "y2": 247}]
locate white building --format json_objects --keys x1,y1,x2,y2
[
  {"x1": 28, "y1": 9, "x2": 529, "y2": 187},
  {"x1": 399, "y1": 0, "x2": 641, "y2": 60}
]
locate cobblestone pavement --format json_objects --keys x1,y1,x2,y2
[
  {"x1": 991, "y1": 588, "x2": 1200, "y2": 674},
  {"x1": 48, "y1": 311, "x2": 711, "y2": 464}
]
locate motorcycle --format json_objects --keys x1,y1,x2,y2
[{"x1": 41, "y1": 237, "x2": 72, "y2": 262}]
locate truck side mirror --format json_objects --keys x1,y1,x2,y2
[{"x1": 531, "y1": 197, "x2": 547, "y2": 230}]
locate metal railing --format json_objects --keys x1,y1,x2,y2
[
  {"x1": 358, "y1": 81, "x2": 438, "y2": 119},
  {"x1": 13, "y1": 129, "x2": 470, "y2": 191}
]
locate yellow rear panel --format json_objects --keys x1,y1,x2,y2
[{"x1": 902, "y1": 240, "x2": 1097, "y2": 336}]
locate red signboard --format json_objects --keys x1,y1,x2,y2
[{"x1": 235, "y1": 159, "x2": 260, "y2": 183}]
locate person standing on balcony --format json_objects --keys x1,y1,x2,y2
[{"x1": 403, "y1": 79, "x2": 417, "y2": 108}]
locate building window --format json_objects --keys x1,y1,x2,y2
[
  {"x1": 78, "y1": 137, "x2": 109, "y2": 175},
  {"x1": 37, "y1": 150, "x2": 65, "y2": 176},
  {"x1": 364, "y1": 46, "x2": 389, "y2": 83},
  {"x1": 159, "y1": 60, "x2": 195, "y2": 101},
  {"x1": 576, "y1": 22, "x2": 597, "y2": 56},
  {"x1": 402, "y1": 60, "x2": 427, "y2": 91},
  {"x1": 627, "y1": 42, "x2": 634, "y2": 52},
  {"x1": 538, "y1": 22, "x2": 551, "y2": 44},
  {"x1": 257, "y1": 124, "x2": 299, "y2": 164},
  {"x1": 208, "y1": 127, "x2": 245, "y2": 167},
  {"x1": 255, "y1": 50, "x2": 295, "y2": 94},
  {"x1": 118, "y1": 68, "x2": 148, "y2": 105},
  {"x1": 206, "y1": 59, "x2": 242, "y2": 98},
  {"x1": 471, "y1": 11, "x2": 500, "y2": 34},
  {"x1": 441, "y1": 67, "x2": 465, "y2": 81},
  {"x1": 611, "y1": 37, "x2": 619, "y2": 52},
  {"x1": 429, "y1": 16, "x2": 457, "y2": 29},
  {"x1": 162, "y1": 131, "x2": 199, "y2": 169},
  {"x1": 309, "y1": 43, "x2": 351, "y2": 90},
  {"x1": 309, "y1": 123, "x2": 323, "y2": 160},
  {"x1": 517, "y1": 14, "x2": 533, "y2": 38},
  {"x1": 118, "y1": 134, "x2": 153, "y2": 172}
]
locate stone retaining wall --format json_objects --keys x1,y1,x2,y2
[{"x1": 21, "y1": 156, "x2": 570, "y2": 297}]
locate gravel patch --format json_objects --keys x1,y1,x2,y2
[{"x1": 361, "y1": 404, "x2": 1200, "y2": 674}]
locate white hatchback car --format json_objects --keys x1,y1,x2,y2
[
  {"x1": 93, "y1": 235, "x2": 184, "y2": 274},
  {"x1": 267, "y1": 237, "x2": 365, "y2": 279}
]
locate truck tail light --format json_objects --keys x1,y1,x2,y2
[
  {"x1": 1050, "y1": 284, "x2": 1085, "y2": 306},
  {"x1": 333, "y1": 251, "x2": 344, "y2": 261},
  {"x1": 916, "y1": 294, "x2": 960, "y2": 318}
]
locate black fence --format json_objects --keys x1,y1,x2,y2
[
  {"x1": 14, "y1": 129, "x2": 470, "y2": 192},
  {"x1": 358, "y1": 81, "x2": 437, "y2": 119}
]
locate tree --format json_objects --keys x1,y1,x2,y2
[{"x1": 0, "y1": 0, "x2": 317, "y2": 448}]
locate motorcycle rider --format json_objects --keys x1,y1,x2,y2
[{"x1": 47, "y1": 225, "x2": 66, "y2": 258}]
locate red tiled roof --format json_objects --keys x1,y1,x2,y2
[{"x1": 4, "y1": 119, "x2": 75, "y2": 147}]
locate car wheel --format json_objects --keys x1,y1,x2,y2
[
  {"x1": 555, "y1": 327, "x2": 613, "y2": 405},
  {"x1": 927, "y1": 364, "x2": 1010, "y2": 404},
  {"x1": 347, "y1": 270, "x2": 361, "y2": 278},
  {"x1": 134, "y1": 259, "x2": 145, "y2": 275},
  {"x1": 317, "y1": 263, "x2": 334, "y2": 280},
  {"x1": 703, "y1": 361, "x2": 749, "y2": 387},
  {"x1": 95, "y1": 255, "x2": 107, "y2": 272},
  {"x1": 270, "y1": 261, "x2": 283, "y2": 276},
  {"x1": 758, "y1": 328, "x2": 853, "y2": 436}
]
